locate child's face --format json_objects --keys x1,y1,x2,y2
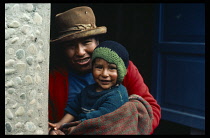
[{"x1": 92, "y1": 58, "x2": 118, "y2": 92}]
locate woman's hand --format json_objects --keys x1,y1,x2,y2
[
  {"x1": 49, "y1": 129, "x2": 65, "y2": 135},
  {"x1": 48, "y1": 122, "x2": 64, "y2": 135}
]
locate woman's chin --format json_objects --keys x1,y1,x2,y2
[{"x1": 77, "y1": 65, "x2": 92, "y2": 74}]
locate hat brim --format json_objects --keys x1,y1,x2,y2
[{"x1": 50, "y1": 26, "x2": 107, "y2": 44}]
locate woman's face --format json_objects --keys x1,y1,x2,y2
[
  {"x1": 92, "y1": 58, "x2": 118, "y2": 92},
  {"x1": 62, "y1": 37, "x2": 99, "y2": 74}
]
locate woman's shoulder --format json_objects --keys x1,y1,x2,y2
[
  {"x1": 49, "y1": 67, "x2": 68, "y2": 78},
  {"x1": 127, "y1": 60, "x2": 138, "y2": 71}
]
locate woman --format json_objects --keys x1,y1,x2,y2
[{"x1": 49, "y1": 6, "x2": 161, "y2": 134}]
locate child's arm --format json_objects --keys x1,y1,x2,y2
[{"x1": 79, "y1": 90, "x2": 128, "y2": 121}]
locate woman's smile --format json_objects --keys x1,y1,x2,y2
[{"x1": 74, "y1": 57, "x2": 91, "y2": 65}]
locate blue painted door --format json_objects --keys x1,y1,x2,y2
[{"x1": 151, "y1": 3, "x2": 205, "y2": 130}]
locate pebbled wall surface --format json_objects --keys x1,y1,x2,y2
[{"x1": 5, "y1": 3, "x2": 50, "y2": 135}]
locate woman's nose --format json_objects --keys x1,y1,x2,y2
[{"x1": 75, "y1": 44, "x2": 86, "y2": 56}]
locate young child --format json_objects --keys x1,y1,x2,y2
[{"x1": 49, "y1": 40, "x2": 130, "y2": 134}]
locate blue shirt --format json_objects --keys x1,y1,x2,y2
[
  {"x1": 65, "y1": 83, "x2": 129, "y2": 121},
  {"x1": 68, "y1": 71, "x2": 95, "y2": 104}
]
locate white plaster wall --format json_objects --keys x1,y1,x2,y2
[{"x1": 5, "y1": 3, "x2": 50, "y2": 135}]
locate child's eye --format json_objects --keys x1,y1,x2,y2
[
  {"x1": 109, "y1": 64, "x2": 117, "y2": 70},
  {"x1": 109, "y1": 67, "x2": 117, "y2": 70},
  {"x1": 94, "y1": 65, "x2": 103, "y2": 69}
]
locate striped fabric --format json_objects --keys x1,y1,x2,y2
[{"x1": 68, "y1": 94, "x2": 153, "y2": 135}]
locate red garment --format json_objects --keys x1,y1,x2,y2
[{"x1": 49, "y1": 60, "x2": 161, "y2": 134}]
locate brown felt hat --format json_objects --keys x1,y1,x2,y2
[{"x1": 50, "y1": 6, "x2": 107, "y2": 43}]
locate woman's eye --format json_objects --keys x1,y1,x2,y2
[
  {"x1": 83, "y1": 41, "x2": 91, "y2": 45},
  {"x1": 66, "y1": 46, "x2": 75, "y2": 50},
  {"x1": 63, "y1": 43, "x2": 75, "y2": 49}
]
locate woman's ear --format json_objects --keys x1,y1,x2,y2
[{"x1": 96, "y1": 40, "x2": 99, "y2": 45}]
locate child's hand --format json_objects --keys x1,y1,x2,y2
[
  {"x1": 60, "y1": 121, "x2": 81, "y2": 135},
  {"x1": 63, "y1": 126, "x2": 77, "y2": 135}
]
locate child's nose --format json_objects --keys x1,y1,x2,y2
[{"x1": 101, "y1": 69, "x2": 109, "y2": 77}]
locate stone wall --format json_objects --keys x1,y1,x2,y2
[{"x1": 5, "y1": 3, "x2": 50, "y2": 135}]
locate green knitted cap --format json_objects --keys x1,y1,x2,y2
[{"x1": 92, "y1": 47, "x2": 127, "y2": 83}]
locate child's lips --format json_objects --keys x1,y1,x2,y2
[{"x1": 100, "y1": 80, "x2": 111, "y2": 85}]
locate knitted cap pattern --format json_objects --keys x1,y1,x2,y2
[{"x1": 92, "y1": 40, "x2": 129, "y2": 83}]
